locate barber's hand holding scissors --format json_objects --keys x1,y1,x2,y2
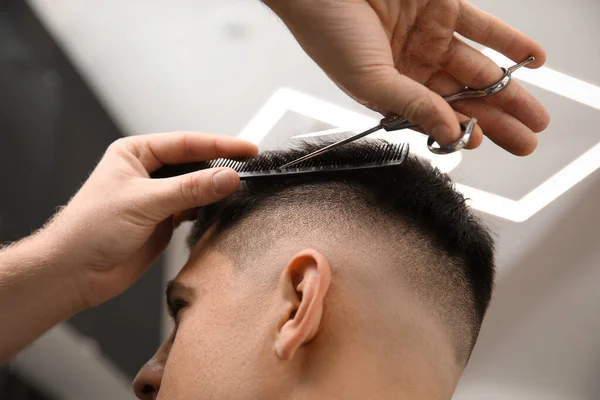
[
  {"x1": 267, "y1": 0, "x2": 550, "y2": 155},
  {"x1": 0, "y1": 133, "x2": 257, "y2": 362}
]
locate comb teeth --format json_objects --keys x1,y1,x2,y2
[
  {"x1": 204, "y1": 142, "x2": 409, "y2": 179},
  {"x1": 150, "y1": 142, "x2": 410, "y2": 180}
]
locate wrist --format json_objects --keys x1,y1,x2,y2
[
  {"x1": 0, "y1": 229, "x2": 88, "y2": 362},
  {"x1": 16, "y1": 228, "x2": 90, "y2": 314}
]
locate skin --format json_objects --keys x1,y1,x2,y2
[
  {"x1": 267, "y1": 0, "x2": 550, "y2": 155},
  {"x1": 134, "y1": 232, "x2": 460, "y2": 399},
  {"x1": 0, "y1": 0, "x2": 547, "y2": 396},
  {"x1": 0, "y1": 132, "x2": 258, "y2": 363}
]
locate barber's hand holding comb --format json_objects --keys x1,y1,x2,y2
[
  {"x1": 0, "y1": 133, "x2": 256, "y2": 362},
  {"x1": 46, "y1": 133, "x2": 257, "y2": 307}
]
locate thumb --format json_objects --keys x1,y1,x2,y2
[
  {"x1": 366, "y1": 69, "x2": 461, "y2": 145},
  {"x1": 149, "y1": 168, "x2": 240, "y2": 218}
]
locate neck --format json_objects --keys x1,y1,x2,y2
[
  {"x1": 286, "y1": 285, "x2": 460, "y2": 399},
  {"x1": 287, "y1": 318, "x2": 458, "y2": 400}
]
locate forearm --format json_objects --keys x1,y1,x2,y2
[{"x1": 0, "y1": 229, "x2": 85, "y2": 364}]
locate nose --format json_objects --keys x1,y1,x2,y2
[
  {"x1": 133, "y1": 338, "x2": 172, "y2": 399},
  {"x1": 133, "y1": 358, "x2": 163, "y2": 399}
]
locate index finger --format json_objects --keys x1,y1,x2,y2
[
  {"x1": 128, "y1": 132, "x2": 259, "y2": 172},
  {"x1": 456, "y1": 0, "x2": 547, "y2": 68}
]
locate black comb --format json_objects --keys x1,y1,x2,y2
[{"x1": 151, "y1": 142, "x2": 409, "y2": 180}]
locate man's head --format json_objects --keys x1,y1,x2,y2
[{"x1": 134, "y1": 140, "x2": 495, "y2": 400}]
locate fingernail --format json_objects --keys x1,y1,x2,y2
[
  {"x1": 212, "y1": 169, "x2": 238, "y2": 194},
  {"x1": 431, "y1": 124, "x2": 456, "y2": 146}
]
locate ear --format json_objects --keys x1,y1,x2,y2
[{"x1": 275, "y1": 249, "x2": 331, "y2": 361}]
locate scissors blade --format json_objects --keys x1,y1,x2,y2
[
  {"x1": 291, "y1": 127, "x2": 360, "y2": 139},
  {"x1": 278, "y1": 124, "x2": 383, "y2": 170}
]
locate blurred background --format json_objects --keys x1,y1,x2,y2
[{"x1": 0, "y1": 0, "x2": 598, "y2": 399}]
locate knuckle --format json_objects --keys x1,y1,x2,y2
[
  {"x1": 179, "y1": 173, "x2": 208, "y2": 206},
  {"x1": 482, "y1": 17, "x2": 497, "y2": 43},
  {"x1": 178, "y1": 134, "x2": 193, "y2": 162},
  {"x1": 106, "y1": 137, "x2": 136, "y2": 157},
  {"x1": 107, "y1": 137, "x2": 128, "y2": 153},
  {"x1": 403, "y1": 95, "x2": 435, "y2": 124},
  {"x1": 471, "y1": 63, "x2": 497, "y2": 88}
]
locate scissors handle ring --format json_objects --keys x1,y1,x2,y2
[
  {"x1": 428, "y1": 56, "x2": 535, "y2": 154},
  {"x1": 443, "y1": 67, "x2": 511, "y2": 103},
  {"x1": 427, "y1": 118, "x2": 477, "y2": 155}
]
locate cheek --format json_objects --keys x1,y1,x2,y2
[{"x1": 158, "y1": 292, "x2": 269, "y2": 398}]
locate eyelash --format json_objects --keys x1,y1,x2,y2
[{"x1": 169, "y1": 299, "x2": 188, "y2": 323}]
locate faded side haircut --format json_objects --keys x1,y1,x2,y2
[{"x1": 187, "y1": 140, "x2": 495, "y2": 363}]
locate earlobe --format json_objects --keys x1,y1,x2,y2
[{"x1": 275, "y1": 249, "x2": 331, "y2": 360}]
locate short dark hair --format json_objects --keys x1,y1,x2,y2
[{"x1": 188, "y1": 140, "x2": 495, "y2": 362}]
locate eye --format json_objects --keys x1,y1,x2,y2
[{"x1": 168, "y1": 299, "x2": 188, "y2": 324}]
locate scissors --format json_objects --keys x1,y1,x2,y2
[{"x1": 279, "y1": 56, "x2": 535, "y2": 170}]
